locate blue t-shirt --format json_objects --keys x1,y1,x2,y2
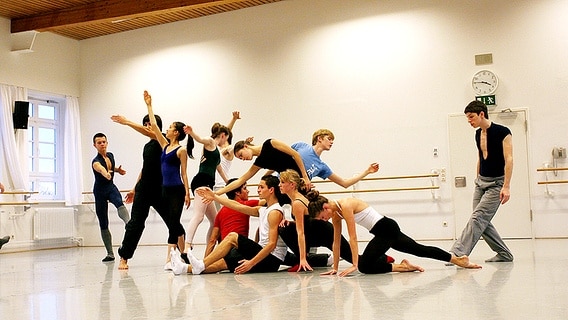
[{"x1": 291, "y1": 141, "x2": 333, "y2": 180}]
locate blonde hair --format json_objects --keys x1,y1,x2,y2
[
  {"x1": 279, "y1": 169, "x2": 310, "y2": 195},
  {"x1": 311, "y1": 129, "x2": 335, "y2": 146}
]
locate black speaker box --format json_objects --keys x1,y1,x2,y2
[{"x1": 13, "y1": 101, "x2": 29, "y2": 129}]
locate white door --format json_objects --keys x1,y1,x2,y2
[{"x1": 448, "y1": 109, "x2": 532, "y2": 238}]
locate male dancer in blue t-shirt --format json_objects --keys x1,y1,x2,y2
[{"x1": 291, "y1": 129, "x2": 378, "y2": 186}]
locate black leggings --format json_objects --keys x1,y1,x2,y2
[
  {"x1": 279, "y1": 218, "x2": 354, "y2": 264},
  {"x1": 162, "y1": 185, "x2": 186, "y2": 244},
  {"x1": 358, "y1": 217, "x2": 451, "y2": 274}
]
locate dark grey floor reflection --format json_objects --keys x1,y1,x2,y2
[{"x1": 0, "y1": 239, "x2": 567, "y2": 319}]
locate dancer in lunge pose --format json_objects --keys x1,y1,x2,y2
[
  {"x1": 111, "y1": 113, "x2": 172, "y2": 270},
  {"x1": 450, "y1": 100, "x2": 514, "y2": 263},
  {"x1": 306, "y1": 190, "x2": 481, "y2": 277}
]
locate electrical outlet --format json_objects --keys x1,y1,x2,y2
[{"x1": 439, "y1": 168, "x2": 446, "y2": 182}]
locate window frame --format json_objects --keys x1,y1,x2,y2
[{"x1": 27, "y1": 97, "x2": 64, "y2": 200}]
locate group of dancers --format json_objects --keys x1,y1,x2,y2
[{"x1": 91, "y1": 92, "x2": 513, "y2": 276}]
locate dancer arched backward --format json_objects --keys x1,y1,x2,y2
[
  {"x1": 213, "y1": 139, "x2": 312, "y2": 200},
  {"x1": 144, "y1": 90, "x2": 194, "y2": 269},
  {"x1": 170, "y1": 175, "x2": 288, "y2": 275},
  {"x1": 111, "y1": 113, "x2": 173, "y2": 270},
  {"x1": 91, "y1": 132, "x2": 130, "y2": 262},
  {"x1": 305, "y1": 190, "x2": 482, "y2": 277},
  {"x1": 292, "y1": 129, "x2": 379, "y2": 187},
  {"x1": 182, "y1": 124, "x2": 230, "y2": 251},
  {"x1": 277, "y1": 169, "x2": 394, "y2": 272}
]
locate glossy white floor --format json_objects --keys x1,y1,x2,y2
[{"x1": 1, "y1": 239, "x2": 567, "y2": 320}]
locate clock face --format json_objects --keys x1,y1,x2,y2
[{"x1": 472, "y1": 70, "x2": 498, "y2": 95}]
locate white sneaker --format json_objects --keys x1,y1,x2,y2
[{"x1": 164, "y1": 261, "x2": 172, "y2": 271}]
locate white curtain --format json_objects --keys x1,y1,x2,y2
[
  {"x1": 63, "y1": 96, "x2": 84, "y2": 205},
  {"x1": 0, "y1": 84, "x2": 28, "y2": 190}
]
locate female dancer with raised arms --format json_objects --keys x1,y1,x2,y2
[
  {"x1": 183, "y1": 123, "x2": 229, "y2": 250},
  {"x1": 145, "y1": 90, "x2": 194, "y2": 269}
]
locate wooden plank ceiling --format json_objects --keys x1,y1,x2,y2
[{"x1": 0, "y1": 0, "x2": 283, "y2": 40}]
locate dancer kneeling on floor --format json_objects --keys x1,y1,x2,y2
[
  {"x1": 170, "y1": 175, "x2": 288, "y2": 275},
  {"x1": 305, "y1": 190, "x2": 482, "y2": 277}
]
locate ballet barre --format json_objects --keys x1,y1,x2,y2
[
  {"x1": 537, "y1": 180, "x2": 568, "y2": 185},
  {"x1": 0, "y1": 202, "x2": 40, "y2": 206},
  {"x1": 536, "y1": 167, "x2": 568, "y2": 196},
  {"x1": 536, "y1": 167, "x2": 568, "y2": 172},
  {"x1": 0, "y1": 191, "x2": 39, "y2": 208},
  {"x1": 246, "y1": 172, "x2": 440, "y2": 198},
  {"x1": 318, "y1": 185, "x2": 439, "y2": 195},
  {"x1": 1, "y1": 191, "x2": 39, "y2": 195}
]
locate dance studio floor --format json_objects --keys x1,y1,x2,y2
[{"x1": 1, "y1": 239, "x2": 567, "y2": 320}]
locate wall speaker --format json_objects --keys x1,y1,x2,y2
[{"x1": 13, "y1": 101, "x2": 30, "y2": 129}]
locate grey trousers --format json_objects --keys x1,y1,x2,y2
[{"x1": 450, "y1": 176, "x2": 513, "y2": 259}]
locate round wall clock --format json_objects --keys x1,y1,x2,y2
[{"x1": 472, "y1": 70, "x2": 498, "y2": 95}]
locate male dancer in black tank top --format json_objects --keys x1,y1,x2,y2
[{"x1": 450, "y1": 100, "x2": 514, "y2": 262}]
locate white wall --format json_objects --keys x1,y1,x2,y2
[
  {"x1": 0, "y1": 17, "x2": 81, "y2": 249},
  {"x1": 0, "y1": 18, "x2": 80, "y2": 96},
  {"x1": 2, "y1": 0, "x2": 567, "y2": 250}
]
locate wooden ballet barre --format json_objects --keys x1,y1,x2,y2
[
  {"x1": 247, "y1": 173, "x2": 440, "y2": 187},
  {"x1": 0, "y1": 202, "x2": 40, "y2": 205},
  {"x1": 536, "y1": 167, "x2": 568, "y2": 172},
  {"x1": 82, "y1": 190, "x2": 131, "y2": 194},
  {"x1": 247, "y1": 185, "x2": 440, "y2": 198},
  {"x1": 319, "y1": 185, "x2": 440, "y2": 195},
  {"x1": 537, "y1": 180, "x2": 568, "y2": 185},
  {"x1": 309, "y1": 173, "x2": 439, "y2": 185},
  {"x1": 1, "y1": 191, "x2": 39, "y2": 195}
]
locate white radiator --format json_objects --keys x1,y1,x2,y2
[{"x1": 33, "y1": 208, "x2": 75, "y2": 240}]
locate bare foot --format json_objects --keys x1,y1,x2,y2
[
  {"x1": 392, "y1": 259, "x2": 424, "y2": 272},
  {"x1": 451, "y1": 255, "x2": 482, "y2": 269},
  {"x1": 118, "y1": 258, "x2": 129, "y2": 270}
]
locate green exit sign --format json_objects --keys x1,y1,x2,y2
[{"x1": 476, "y1": 95, "x2": 496, "y2": 105}]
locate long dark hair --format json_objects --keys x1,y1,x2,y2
[
  {"x1": 305, "y1": 189, "x2": 329, "y2": 219},
  {"x1": 172, "y1": 121, "x2": 194, "y2": 159}
]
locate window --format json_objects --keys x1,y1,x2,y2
[{"x1": 27, "y1": 98, "x2": 63, "y2": 200}]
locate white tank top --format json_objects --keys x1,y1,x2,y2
[
  {"x1": 214, "y1": 147, "x2": 232, "y2": 188},
  {"x1": 353, "y1": 206, "x2": 384, "y2": 231},
  {"x1": 258, "y1": 203, "x2": 287, "y2": 261},
  {"x1": 334, "y1": 200, "x2": 384, "y2": 231}
]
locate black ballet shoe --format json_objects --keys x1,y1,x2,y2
[{"x1": 102, "y1": 255, "x2": 115, "y2": 262}]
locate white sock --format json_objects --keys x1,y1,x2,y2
[
  {"x1": 187, "y1": 250, "x2": 205, "y2": 275},
  {"x1": 170, "y1": 248, "x2": 188, "y2": 275}
]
